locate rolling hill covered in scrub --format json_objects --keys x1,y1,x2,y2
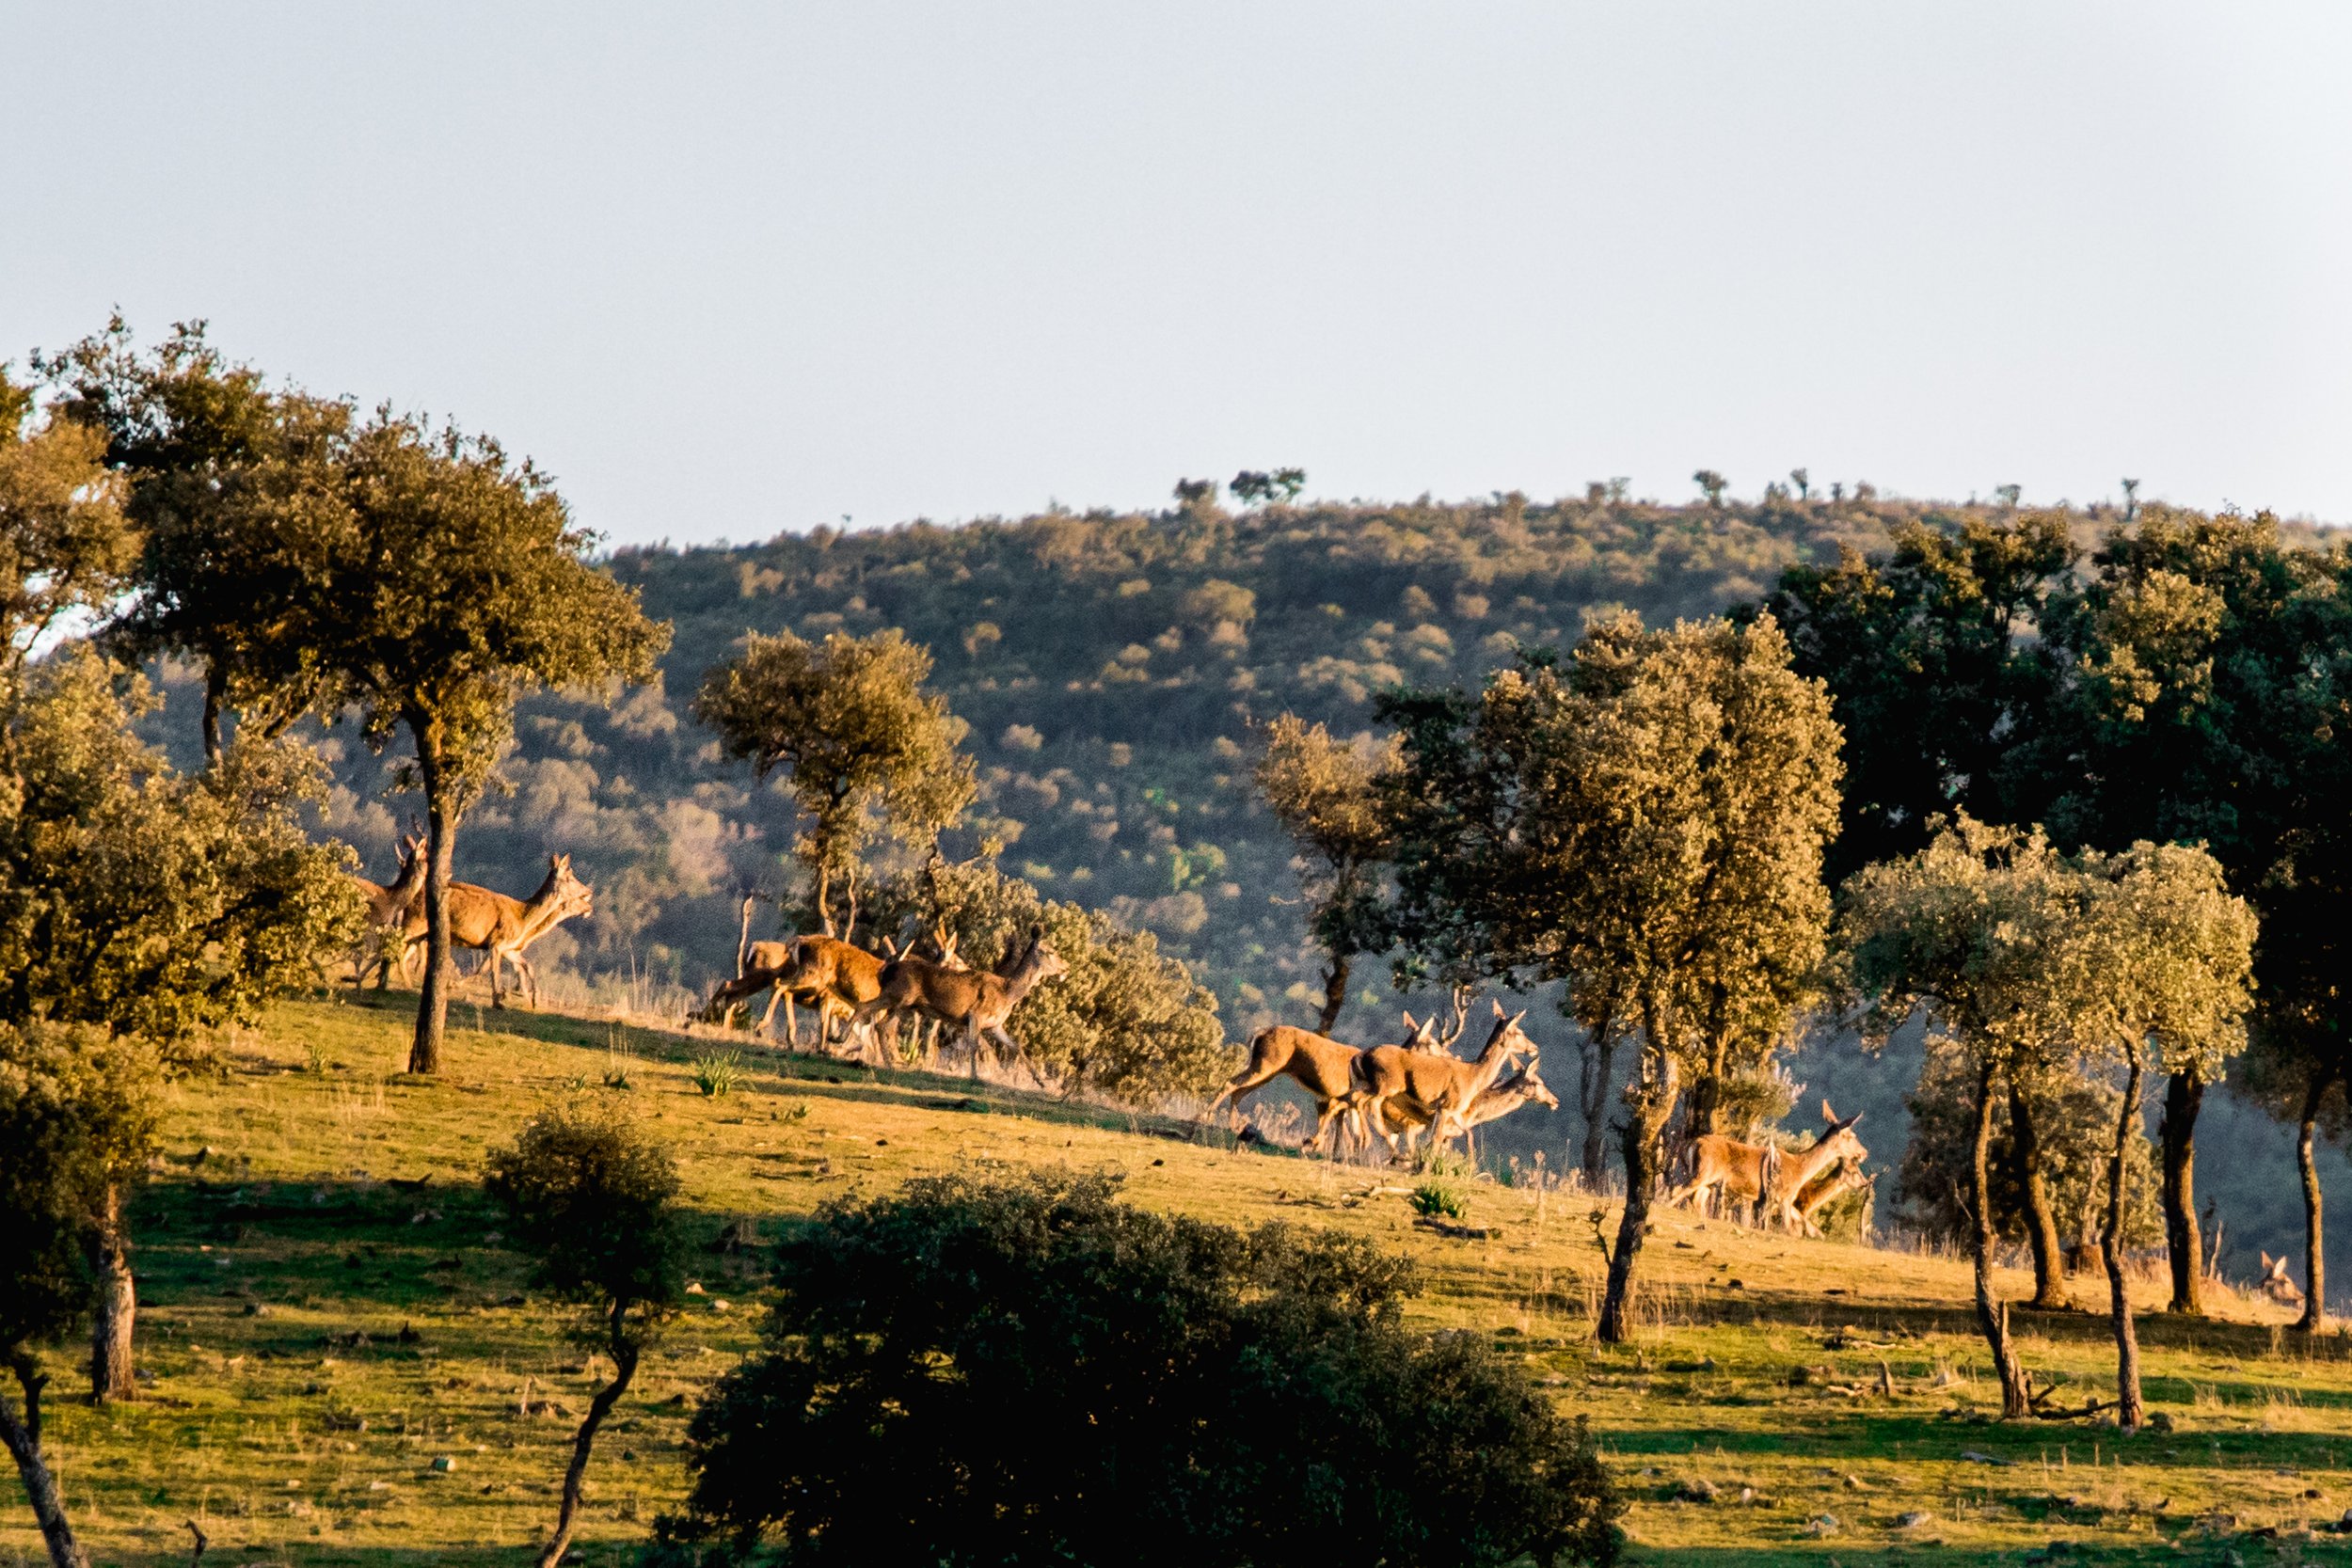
[{"x1": 143, "y1": 488, "x2": 2350, "y2": 1286}]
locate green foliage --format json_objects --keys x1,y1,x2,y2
[
  {"x1": 667, "y1": 1170, "x2": 1619, "y2": 1567},
  {"x1": 484, "y1": 1100, "x2": 685, "y2": 1329},
  {"x1": 693, "y1": 626, "x2": 975, "y2": 930},
  {"x1": 0, "y1": 1023, "x2": 162, "y2": 1356}
]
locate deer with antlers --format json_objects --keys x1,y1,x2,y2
[
  {"x1": 1663, "y1": 1101, "x2": 1867, "y2": 1231},
  {"x1": 399, "y1": 854, "x2": 593, "y2": 1008},
  {"x1": 852, "y1": 923, "x2": 1066, "y2": 1082},
  {"x1": 346, "y1": 830, "x2": 426, "y2": 990},
  {"x1": 1351, "y1": 994, "x2": 1539, "y2": 1163},
  {"x1": 1373, "y1": 1055, "x2": 1561, "y2": 1159}
]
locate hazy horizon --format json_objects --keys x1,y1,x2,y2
[{"x1": 7, "y1": 4, "x2": 2348, "y2": 545}]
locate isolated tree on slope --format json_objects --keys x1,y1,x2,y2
[
  {"x1": 694, "y1": 627, "x2": 975, "y2": 940},
  {"x1": 1254, "y1": 714, "x2": 1397, "y2": 1034},
  {"x1": 1384, "y1": 614, "x2": 1841, "y2": 1339},
  {"x1": 328, "y1": 414, "x2": 669, "y2": 1074}
]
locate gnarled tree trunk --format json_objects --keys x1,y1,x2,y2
[
  {"x1": 0, "y1": 1354, "x2": 87, "y2": 1568},
  {"x1": 1598, "y1": 1040, "x2": 1677, "y2": 1344},
  {"x1": 1967, "y1": 1058, "x2": 2032, "y2": 1418},
  {"x1": 87, "y1": 1181, "x2": 135, "y2": 1402},
  {"x1": 537, "y1": 1309, "x2": 642, "y2": 1568},
  {"x1": 2008, "y1": 1076, "x2": 2068, "y2": 1309},
  {"x1": 2100, "y1": 1054, "x2": 2146, "y2": 1432},
  {"x1": 2297, "y1": 1071, "x2": 2329, "y2": 1334},
  {"x1": 2160, "y1": 1070, "x2": 2204, "y2": 1315}
]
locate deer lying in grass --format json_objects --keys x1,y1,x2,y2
[
  {"x1": 346, "y1": 831, "x2": 425, "y2": 990},
  {"x1": 401, "y1": 854, "x2": 593, "y2": 1008},
  {"x1": 1351, "y1": 999, "x2": 1538, "y2": 1163},
  {"x1": 852, "y1": 924, "x2": 1066, "y2": 1082},
  {"x1": 700, "y1": 935, "x2": 888, "y2": 1051},
  {"x1": 1663, "y1": 1101, "x2": 1867, "y2": 1230},
  {"x1": 2258, "y1": 1251, "x2": 2306, "y2": 1310},
  {"x1": 1207, "y1": 1024, "x2": 1369, "y2": 1152}
]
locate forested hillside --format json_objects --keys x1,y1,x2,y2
[{"x1": 245, "y1": 488, "x2": 1974, "y2": 1027}]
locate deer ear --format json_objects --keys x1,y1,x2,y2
[
  {"x1": 1821, "y1": 1100, "x2": 1836, "y2": 1123},
  {"x1": 1492, "y1": 998, "x2": 1506, "y2": 1018},
  {"x1": 1400, "y1": 1010, "x2": 1420, "y2": 1033},
  {"x1": 1510, "y1": 1008, "x2": 1528, "y2": 1026},
  {"x1": 2263, "y1": 1251, "x2": 2275, "y2": 1270}
]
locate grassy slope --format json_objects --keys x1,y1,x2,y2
[{"x1": 10, "y1": 996, "x2": 2350, "y2": 1568}]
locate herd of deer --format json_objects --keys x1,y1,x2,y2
[
  {"x1": 347, "y1": 834, "x2": 594, "y2": 1007},
  {"x1": 694, "y1": 921, "x2": 1069, "y2": 1082}
]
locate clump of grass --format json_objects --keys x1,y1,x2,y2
[
  {"x1": 692, "y1": 1048, "x2": 744, "y2": 1098},
  {"x1": 305, "y1": 1040, "x2": 332, "y2": 1075},
  {"x1": 1410, "y1": 1180, "x2": 1469, "y2": 1221},
  {"x1": 603, "y1": 1029, "x2": 635, "y2": 1090}
]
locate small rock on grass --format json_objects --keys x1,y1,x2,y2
[{"x1": 1896, "y1": 1510, "x2": 1933, "y2": 1529}]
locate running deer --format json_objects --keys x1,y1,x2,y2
[
  {"x1": 400, "y1": 854, "x2": 594, "y2": 1008},
  {"x1": 1207, "y1": 1025, "x2": 1368, "y2": 1153},
  {"x1": 1350, "y1": 999, "x2": 1538, "y2": 1162},
  {"x1": 2258, "y1": 1251, "x2": 2306, "y2": 1309},
  {"x1": 1374, "y1": 1056, "x2": 1561, "y2": 1158},
  {"x1": 852, "y1": 923, "x2": 1066, "y2": 1081},
  {"x1": 1664, "y1": 1101, "x2": 1867, "y2": 1230},
  {"x1": 347, "y1": 831, "x2": 425, "y2": 990},
  {"x1": 700, "y1": 935, "x2": 886, "y2": 1050}
]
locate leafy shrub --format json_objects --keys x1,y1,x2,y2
[
  {"x1": 661, "y1": 1171, "x2": 1618, "y2": 1567},
  {"x1": 1410, "y1": 1179, "x2": 1469, "y2": 1220}
]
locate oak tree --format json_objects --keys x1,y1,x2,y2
[{"x1": 1253, "y1": 714, "x2": 1397, "y2": 1033}]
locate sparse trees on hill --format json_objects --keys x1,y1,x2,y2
[
  {"x1": 1231, "y1": 467, "x2": 1306, "y2": 506},
  {"x1": 1383, "y1": 614, "x2": 1842, "y2": 1340},
  {"x1": 694, "y1": 627, "x2": 975, "y2": 942},
  {"x1": 486, "y1": 1101, "x2": 684, "y2": 1568},
  {"x1": 663, "y1": 1172, "x2": 1620, "y2": 1568},
  {"x1": 1254, "y1": 714, "x2": 1397, "y2": 1033}
]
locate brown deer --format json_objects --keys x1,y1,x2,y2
[
  {"x1": 1789, "y1": 1154, "x2": 1875, "y2": 1240},
  {"x1": 1351, "y1": 999, "x2": 1538, "y2": 1163},
  {"x1": 1207, "y1": 1025, "x2": 1368, "y2": 1153},
  {"x1": 400, "y1": 854, "x2": 593, "y2": 1008},
  {"x1": 1373, "y1": 1056, "x2": 1561, "y2": 1158},
  {"x1": 1664, "y1": 1101, "x2": 1866, "y2": 1230},
  {"x1": 2258, "y1": 1251, "x2": 2306, "y2": 1310},
  {"x1": 346, "y1": 831, "x2": 425, "y2": 990},
  {"x1": 852, "y1": 923, "x2": 1066, "y2": 1082},
  {"x1": 701, "y1": 935, "x2": 887, "y2": 1051}
]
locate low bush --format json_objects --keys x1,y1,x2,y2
[{"x1": 660, "y1": 1171, "x2": 1619, "y2": 1567}]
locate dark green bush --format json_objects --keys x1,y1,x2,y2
[{"x1": 662, "y1": 1171, "x2": 1618, "y2": 1568}]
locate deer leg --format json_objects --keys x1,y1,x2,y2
[{"x1": 759, "y1": 984, "x2": 788, "y2": 1044}]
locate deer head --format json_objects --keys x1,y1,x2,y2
[
  {"x1": 1812, "y1": 1100, "x2": 1866, "y2": 1162},
  {"x1": 2259, "y1": 1251, "x2": 2305, "y2": 1306},
  {"x1": 548, "y1": 854, "x2": 595, "y2": 919},
  {"x1": 1511, "y1": 1060, "x2": 1560, "y2": 1111}
]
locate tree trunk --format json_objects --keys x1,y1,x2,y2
[
  {"x1": 1315, "y1": 951, "x2": 1351, "y2": 1036},
  {"x1": 2297, "y1": 1071, "x2": 2329, "y2": 1334},
  {"x1": 1598, "y1": 1039, "x2": 1677, "y2": 1345},
  {"x1": 0, "y1": 1355, "x2": 87, "y2": 1568},
  {"x1": 1967, "y1": 1058, "x2": 2032, "y2": 1418},
  {"x1": 2100, "y1": 1054, "x2": 2145, "y2": 1432},
  {"x1": 1579, "y1": 1014, "x2": 1617, "y2": 1189},
  {"x1": 2160, "y1": 1070, "x2": 2205, "y2": 1315},
  {"x1": 87, "y1": 1181, "x2": 135, "y2": 1402},
  {"x1": 537, "y1": 1321, "x2": 640, "y2": 1568},
  {"x1": 1684, "y1": 1043, "x2": 1727, "y2": 1139},
  {"x1": 199, "y1": 664, "x2": 227, "y2": 768},
  {"x1": 2008, "y1": 1076, "x2": 2069, "y2": 1309},
  {"x1": 409, "y1": 736, "x2": 457, "y2": 1076},
  {"x1": 814, "y1": 863, "x2": 834, "y2": 938}
]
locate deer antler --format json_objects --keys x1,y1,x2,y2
[{"x1": 1436, "y1": 984, "x2": 1473, "y2": 1050}]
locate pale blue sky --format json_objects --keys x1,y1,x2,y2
[{"x1": 7, "y1": 4, "x2": 2348, "y2": 545}]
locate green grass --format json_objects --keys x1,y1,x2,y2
[{"x1": 9, "y1": 990, "x2": 2352, "y2": 1566}]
